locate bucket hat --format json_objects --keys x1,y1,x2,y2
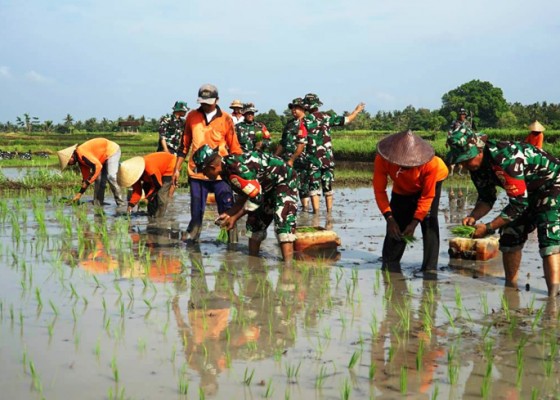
[
  {"x1": 303, "y1": 93, "x2": 323, "y2": 110},
  {"x1": 528, "y1": 120, "x2": 545, "y2": 132},
  {"x1": 288, "y1": 97, "x2": 306, "y2": 110},
  {"x1": 57, "y1": 144, "x2": 78, "y2": 170},
  {"x1": 242, "y1": 102, "x2": 258, "y2": 114},
  {"x1": 117, "y1": 156, "x2": 146, "y2": 187},
  {"x1": 193, "y1": 145, "x2": 220, "y2": 173},
  {"x1": 446, "y1": 127, "x2": 486, "y2": 165},
  {"x1": 376, "y1": 130, "x2": 434, "y2": 167},
  {"x1": 173, "y1": 101, "x2": 189, "y2": 113}
]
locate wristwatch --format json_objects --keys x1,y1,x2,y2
[{"x1": 485, "y1": 222, "x2": 495, "y2": 235}]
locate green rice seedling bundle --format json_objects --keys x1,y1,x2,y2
[
  {"x1": 450, "y1": 225, "x2": 476, "y2": 238},
  {"x1": 216, "y1": 228, "x2": 229, "y2": 243},
  {"x1": 402, "y1": 235, "x2": 417, "y2": 245}
]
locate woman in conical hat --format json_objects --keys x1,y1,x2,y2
[
  {"x1": 373, "y1": 130, "x2": 449, "y2": 273},
  {"x1": 117, "y1": 152, "x2": 177, "y2": 218},
  {"x1": 524, "y1": 120, "x2": 545, "y2": 149},
  {"x1": 57, "y1": 138, "x2": 125, "y2": 207}
]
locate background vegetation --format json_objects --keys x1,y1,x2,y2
[{"x1": 2, "y1": 80, "x2": 560, "y2": 134}]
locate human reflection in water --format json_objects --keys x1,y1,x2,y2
[
  {"x1": 370, "y1": 270, "x2": 444, "y2": 398},
  {"x1": 447, "y1": 186, "x2": 467, "y2": 225}
]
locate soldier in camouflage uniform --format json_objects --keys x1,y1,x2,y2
[
  {"x1": 275, "y1": 98, "x2": 310, "y2": 211},
  {"x1": 158, "y1": 101, "x2": 189, "y2": 155},
  {"x1": 447, "y1": 125, "x2": 560, "y2": 297},
  {"x1": 192, "y1": 144, "x2": 299, "y2": 262},
  {"x1": 446, "y1": 108, "x2": 472, "y2": 176},
  {"x1": 235, "y1": 103, "x2": 271, "y2": 153},
  {"x1": 303, "y1": 93, "x2": 365, "y2": 214}
]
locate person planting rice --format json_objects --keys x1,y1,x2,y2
[
  {"x1": 192, "y1": 144, "x2": 299, "y2": 262},
  {"x1": 57, "y1": 138, "x2": 126, "y2": 207},
  {"x1": 373, "y1": 130, "x2": 448, "y2": 272},
  {"x1": 447, "y1": 125, "x2": 560, "y2": 296},
  {"x1": 117, "y1": 152, "x2": 177, "y2": 218}
]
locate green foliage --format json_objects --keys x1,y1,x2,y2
[{"x1": 441, "y1": 79, "x2": 509, "y2": 128}]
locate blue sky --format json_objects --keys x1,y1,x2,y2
[{"x1": 1, "y1": 0, "x2": 559, "y2": 123}]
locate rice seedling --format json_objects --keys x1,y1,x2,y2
[
  {"x1": 178, "y1": 375, "x2": 189, "y2": 395},
  {"x1": 94, "y1": 338, "x2": 101, "y2": 359},
  {"x1": 480, "y1": 359, "x2": 493, "y2": 399},
  {"x1": 49, "y1": 299, "x2": 59, "y2": 316},
  {"x1": 480, "y1": 293, "x2": 489, "y2": 316},
  {"x1": 316, "y1": 364, "x2": 328, "y2": 388},
  {"x1": 531, "y1": 387, "x2": 539, "y2": 400},
  {"x1": 243, "y1": 367, "x2": 255, "y2": 385},
  {"x1": 29, "y1": 360, "x2": 43, "y2": 393},
  {"x1": 531, "y1": 305, "x2": 545, "y2": 331},
  {"x1": 264, "y1": 378, "x2": 274, "y2": 398},
  {"x1": 441, "y1": 304, "x2": 455, "y2": 329},
  {"x1": 285, "y1": 361, "x2": 301, "y2": 382},
  {"x1": 454, "y1": 285, "x2": 463, "y2": 312},
  {"x1": 431, "y1": 384, "x2": 439, "y2": 400},
  {"x1": 35, "y1": 287, "x2": 43, "y2": 309},
  {"x1": 340, "y1": 378, "x2": 351, "y2": 400},
  {"x1": 500, "y1": 293, "x2": 511, "y2": 322},
  {"x1": 348, "y1": 350, "x2": 361, "y2": 369},
  {"x1": 369, "y1": 363, "x2": 377, "y2": 381},
  {"x1": 199, "y1": 387, "x2": 205, "y2": 400},
  {"x1": 400, "y1": 366, "x2": 408, "y2": 395},
  {"x1": 402, "y1": 235, "x2": 417, "y2": 246},
  {"x1": 111, "y1": 356, "x2": 119, "y2": 382},
  {"x1": 516, "y1": 337, "x2": 527, "y2": 387},
  {"x1": 450, "y1": 225, "x2": 476, "y2": 238},
  {"x1": 416, "y1": 339, "x2": 425, "y2": 371},
  {"x1": 447, "y1": 345, "x2": 459, "y2": 385}
]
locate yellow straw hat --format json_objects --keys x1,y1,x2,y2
[
  {"x1": 229, "y1": 99, "x2": 243, "y2": 109},
  {"x1": 528, "y1": 120, "x2": 545, "y2": 132},
  {"x1": 57, "y1": 144, "x2": 78, "y2": 170},
  {"x1": 117, "y1": 156, "x2": 146, "y2": 187}
]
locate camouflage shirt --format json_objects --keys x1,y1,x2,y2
[
  {"x1": 471, "y1": 140, "x2": 560, "y2": 221},
  {"x1": 279, "y1": 118, "x2": 307, "y2": 160},
  {"x1": 304, "y1": 111, "x2": 345, "y2": 165},
  {"x1": 221, "y1": 151, "x2": 295, "y2": 209},
  {"x1": 158, "y1": 114, "x2": 185, "y2": 151},
  {"x1": 235, "y1": 121, "x2": 271, "y2": 152}
]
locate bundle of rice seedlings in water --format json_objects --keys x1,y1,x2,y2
[
  {"x1": 402, "y1": 235, "x2": 417, "y2": 245},
  {"x1": 216, "y1": 228, "x2": 229, "y2": 243},
  {"x1": 450, "y1": 225, "x2": 476, "y2": 238},
  {"x1": 296, "y1": 226, "x2": 318, "y2": 233}
]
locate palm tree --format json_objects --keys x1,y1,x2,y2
[
  {"x1": 43, "y1": 120, "x2": 54, "y2": 133},
  {"x1": 64, "y1": 114, "x2": 74, "y2": 133}
]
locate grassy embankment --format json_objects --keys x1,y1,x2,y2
[{"x1": 1, "y1": 129, "x2": 559, "y2": 189}]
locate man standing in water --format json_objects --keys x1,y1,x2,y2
[{"x1": 172, "y1": 84, "x2": 242, "y2": 244}]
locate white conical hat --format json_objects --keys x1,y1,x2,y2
[
  {"x1": 57, "y1": 144, "x2": 78, "y2": 170},
  {"x1": 528, "y1": 120, "x2": 545, "y2": 132},
  {"x1": 117, "y1": 156, "x2": 146, "y2": 187}
]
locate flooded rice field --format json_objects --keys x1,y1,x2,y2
[{"x1": 0, "y1": 183, "x2": 559, "y2": 399}]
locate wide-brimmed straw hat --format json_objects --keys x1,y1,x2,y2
[
  {"x1": 57, "y1": 144, "x2": 78, "y2": 170},
  {"x1": 376, "y1": 130, "x2": 435, "y2": 167},
  {"x1": 229, "y1": 99, "x2": 243, "y2": 109},
  {"x1": 117, "y1": 156, "x2": 146, "y2": 187},
  {"x1": 528, "y1": 120, "x2": 545, "y2": 132}
]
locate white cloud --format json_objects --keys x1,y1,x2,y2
[
  {"x1": 25, "y1": 70, "x2": 53, "y2": 84},
  {"x1": 0, "y1": 66, "x2": 11, "y2": 79}
]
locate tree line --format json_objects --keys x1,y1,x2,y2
[{"x1": 2, "y1": 80, "x2": 559, "y2": 134}]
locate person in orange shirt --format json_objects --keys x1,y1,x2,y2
[
  {"x1": 172, "y1": 84, "x2": 242, "y2": 243},
  {"x1": 373, "y1": 130, "x2": 449, "y2": 272},
  {"x1": 524, "y1": 120, "x2": 545, "y2": 149},
  {"x1": 117, "y1": 152, "x2": 177, "y2": 218},
  {"x1": 57, "y1": 138, "x2": 126, "y2": 207}
]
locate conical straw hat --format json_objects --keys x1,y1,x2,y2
[
  {"x1": 376, "y1": 130, "x2": 435, "y2": 167},
  {"x1": 528, "y1": 120, "x2": 545, "y2": 132},
  {"x1": 117, "y1": 156, "x2": 146, "y2": 187},
  {"x1": 57, "y1": 144, "x2": 78, "y2": 170}
]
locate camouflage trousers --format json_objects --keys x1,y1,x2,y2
[
  {"x1": 500, "y1": 188, "x2": 560, "y2": 256},
  {"x1": 247, "y1": 169, "x2": 299, "y2": 243},
  {"x1": 293, "y1": 158, "x2": 310, "y2": 199},
  {"x1": 308, "y1": 161, "x2": 334, "y2": 197}
]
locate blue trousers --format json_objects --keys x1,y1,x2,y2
[{"x1": 187, "y1": 178, "x2": 234, "y2": 241}]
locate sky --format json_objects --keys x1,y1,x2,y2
[{"x1": 1, "y1": 0, "x2": 559, "y2": 123}]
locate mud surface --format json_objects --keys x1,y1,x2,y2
[{"x1": 0, "y1": 183, "x2": 558, "y2": 399}]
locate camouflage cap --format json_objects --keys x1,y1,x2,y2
[
  {"x1": 242, "y1": 102, "x2": 258, "y2": 114},
  {"x1": 173, "y1": 101, "x2": 189, "y2": 113},
  {"x1": 193, "y1": 144, "x2": 220, "y2": 173},
  {"x1": 288, "y1": 97, "x2": 306, "y2": 110},
  {"x1": 303, "y1": 93, "x2": 323, "y2": 110},
  {"x1": 458, "y1": 108, "x2": 467, "y2": 115},
  {"x1": 446, "y1": 126, "x2": 486, "y2": 164}
]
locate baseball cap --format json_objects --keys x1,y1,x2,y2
[{"x1": 197, "y1": 84, "x2": 219, "y2": 105}]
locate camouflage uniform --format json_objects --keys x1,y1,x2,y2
[
  {"x1": 449, "y1": 128, "x2": 560, "y2": 256},
  {"x1": 304, "y1": 111, "x2": 345, "y2": 196},
  {"x1": 158, "y1": 114, "x2": 185, "y2": 154},
  {"x1": 279, "y1": 118, "x2": 309, "y2": 199},
  {"x1": 221, "y1": 151, "x2": 299, "y2": 243},
  {"x1": 235, "y1": 121, "x2": 271, "y2": 153}
]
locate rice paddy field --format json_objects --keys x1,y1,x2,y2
[{"x1": 0, "y1": 171, "x2": 559, "y2": 399}]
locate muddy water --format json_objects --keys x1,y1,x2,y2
[{"x1": 0, "y1": 184, "x2": 559, "y2": 400}]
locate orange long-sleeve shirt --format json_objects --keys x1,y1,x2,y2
[
  {"x1": 373, "y1": 155, "x2": 448, "y2": 221},
  {"x1": 524, "y1": 132, "x2": 544, "y2": 149},
  {"x1": 177, "y1": 106, "x2": 242, "y2": 180},
  {"x1": 76, "y1": 138, "x2": 120, "y2": 184},
  {"x1": 129, "y1": 152, "x2": 176, "y2": 207}
]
